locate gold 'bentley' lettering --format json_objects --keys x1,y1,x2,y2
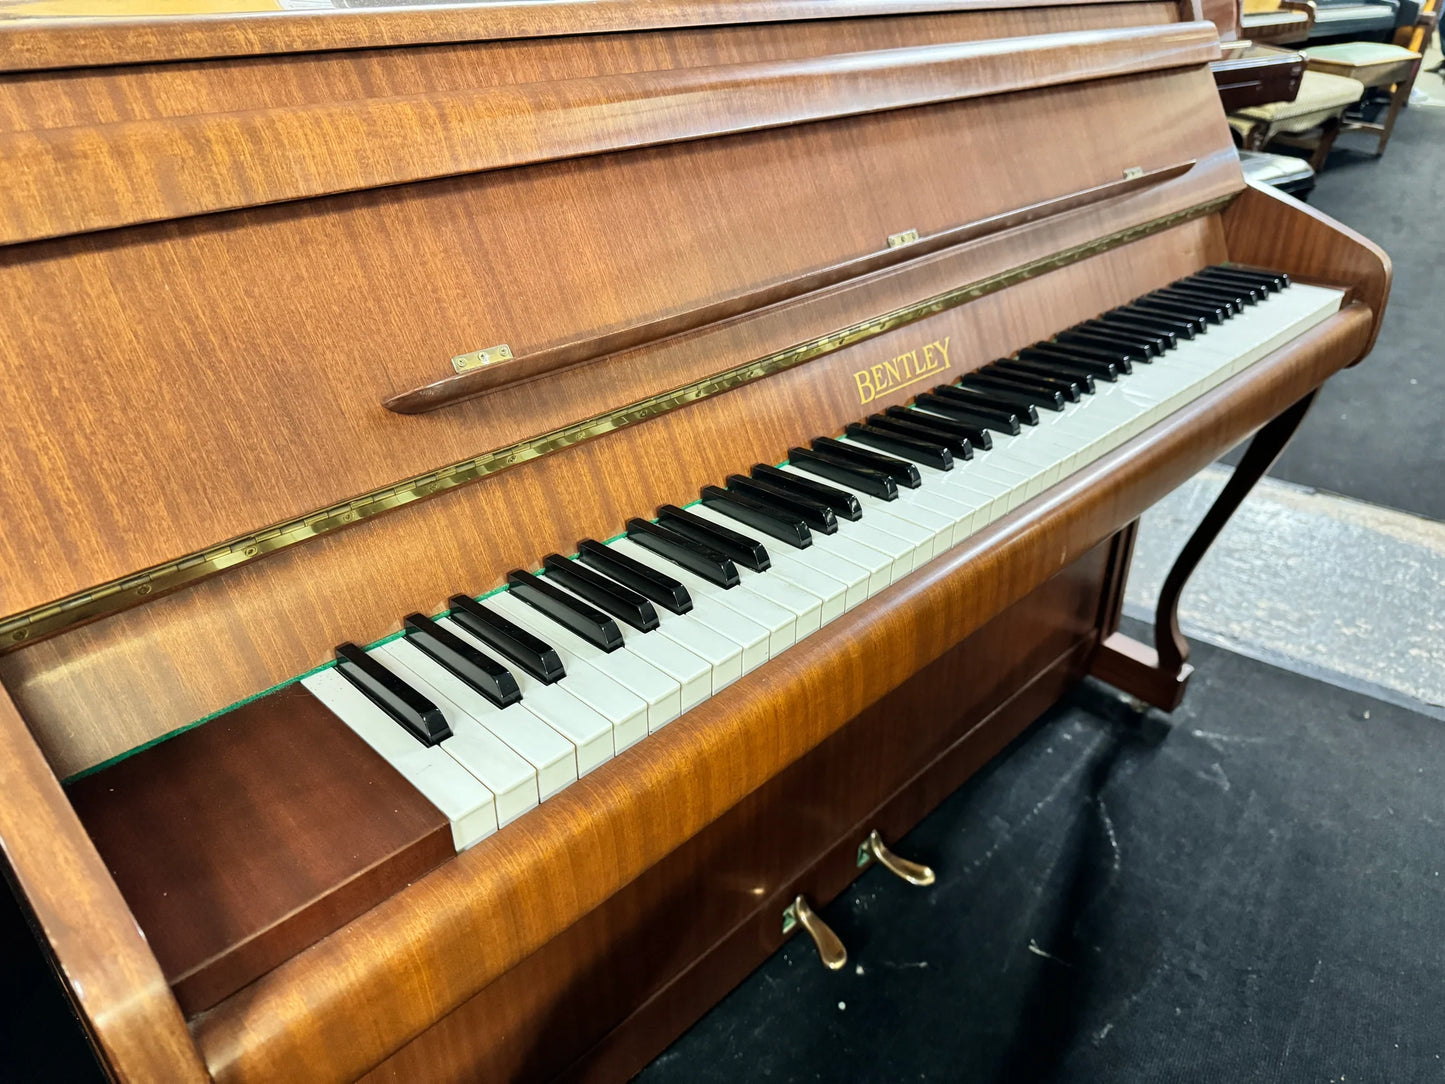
[{"x1": 853, "y1": 336, "x2": 951, "y2": 405}]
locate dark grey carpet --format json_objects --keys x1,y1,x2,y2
[
  {"x1": 641, "y1": 637, "x2": 1445, "y2": 1084},
  {"x1": 1230, "y1": 102, "x2": 1445, "y2": 522}
]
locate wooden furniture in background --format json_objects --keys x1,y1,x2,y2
[
  {"x1": 0, "y1": 1, "x2": 1388, "y2": 1080},
  {"x1": 1304, "y1": 40, "x2": 1424, "y2": 156},
  {"x1": 1242, "y1": 0, "x2": 1318, "y2": 43}
]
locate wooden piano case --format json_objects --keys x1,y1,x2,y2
[{"x1": 0, "y1": 1, "x2": 1387, "y2": 1081}]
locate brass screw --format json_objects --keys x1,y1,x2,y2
[{"x1": 136, "y1": 584, "x2": 152, "y2": 596}]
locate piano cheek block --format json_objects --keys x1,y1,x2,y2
[{"x1": 66, "y1": 683, "x2": 456, "y2": 1015}]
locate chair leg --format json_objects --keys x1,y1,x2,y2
[
  {"x1": 1375, "y1": 71, "x2": 1416, "y2": 156},
  {"x1": 1089, "y1": 391, "x2": 1318, "y2": 711},
  {"x1": 1309, "y1": 116, "x2": 1343, "y2": 171}
]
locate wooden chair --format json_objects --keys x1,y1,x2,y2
[{"x1": 1303, "y1": 39, "x2": 1424, "y2": 157}]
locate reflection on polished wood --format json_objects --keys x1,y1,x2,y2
[{"x1": 0, "y1": 1, "x2": 1389, "y2": 1081}]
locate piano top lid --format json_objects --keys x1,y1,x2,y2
[{"x1": 0, "y1": 0, "x2": 1187, "y2": 72}]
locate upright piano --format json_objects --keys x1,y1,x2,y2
[{"x1": 0, "y1": 2, "x2": 1388, "y2": 1081}]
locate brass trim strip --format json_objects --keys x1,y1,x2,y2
[{"x1": 0, "y1": 193, "x2": 1233, "y2": 651}]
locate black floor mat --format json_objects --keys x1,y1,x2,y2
[{"x1": 641, "y1": 639, "x2": 1445, "y2": 1083}]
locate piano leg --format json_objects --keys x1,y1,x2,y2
[{"x1": 1090, "y1": 391, "x2": 1319, "y2": 711}]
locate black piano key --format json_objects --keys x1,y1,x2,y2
[
  {"x1": 577, "y1": 538, "x2": 693, "y2": 615},
  {"x1": 884, "y1": 405, "x2": 993, "y2": 450},
  {"x1": 1018, "y1": 345, "x2": 1124, "y2": 379},
  {"x1": 1056, "y1": 326, "x2": 1162, "y2": 358},
  {"x1": 843, "y1": 422, "x2": 954, "y2": 470},
  {"x1": 508, "y1": 570, "x2": 624, "y2": 652},
  {"x1": 335, "y1": 641, "x2": 453, "y2": 746},
  {"x1": 994, "y1": 358, "x2": 1099, "y2": 392},
  {"x1": 811, "y1": 436, "x2": 922, "y2": 488},
  {"x1": 787, "y1": 445, "x2": 899, "y2": 499},
  {"x1": 1092, "y1": 312, "x2": 1183, "y2": 346},
  {"x1": 1032, "y1": 336, "x2": 1143, "y2": 369},
  {"x1": 448, "y1": 594, "x2": 567, "y2": 684},
  {"x1": 1001, "y1": 356, "x2": 1105, "y2": 388},
  {"x1": 1158, "y1": 283, "x2": 1246, "y2": 312},
  {"x1": 701, "y1": 484, "x2": 815, "y2": 548},
  {"x1": 1074, "y1": 317, "x2": 1173, "y2": 352},
  {"x1": 542, "y1": 554, "x2": 660, "y2": 632},
  {"x1": 1133, "y1": 297, "x2": 1220, "y2": 327},
  {"x1": 960, "y1": 373, "x2": 1066, "y2": 412},
  {"x1": 984, "y1": 362, "x2": 1086, "y2": 398},
  {"x1": 1184, "y1": 269, "x2": 1266, "y2": 302},
  {"x1": 658, "y1": 503, "x2": 774, "y2": 569},
  {"x1": 751, "y1": 463, "x2": 863, "y2": 520},
  {"x1": 1212, "y1": 264, "x2": 1289, "y2": 291},
  {"x1": 933, "y1": 383, "x2": 1041, "y2": 425},
  {"x1": 913, "y1": 392, "x2": 1021, "y2": 435},
  {"x1": 404, "y1": 612, "x2": 522, "y2": 708},
  {"x1": 734, "y1": 468, "x2": 856, "y2": 526},
  {"x1": 1111, "y1": 305, "x2": 1200, "y2": 337},
  {"x1": 1149, "y1": 287, "x2": 1234, "y2": 319},
  {"x1": 626, "y1": 517, "x2": 741, "y2": 587},
  {"x1": 725, "y1": 475, "x2": 838, "y2": 534},
  {"x1": 866, "y1": 412, "x2": 976, "y2": 457}
]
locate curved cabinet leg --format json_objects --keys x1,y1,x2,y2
[{"x1": 1090, "y1": 391, "x2": 1318, "y2": 711}]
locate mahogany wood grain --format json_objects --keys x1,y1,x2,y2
[
  {"x1": 359, "y1": 554, "x2": 1108, "y2": 1083},
  {"x1": 0, "y1": 680, "x2": 208, "y2": 1083},
  {"x1": 0, "y1": 5, "x2": 1180, "y2": 135},
  {"x1": 3, "y1": 215, "x2": 1239, "y2": 780},
  {"x1": 1224, "y1": 180, "x2": 1391, "y2": 353},
  {"x1": 191, "y1": 304, "x2": 1374, "y2": 1084},
  {"x1": 0, "y1": 0, "x2": 1177, "y2": 73},
  {"x1": 68, "y1": 682, "x2": 455, "y2": 1016},
  {"x1": 0, "y1": 23, "x2": 1219, "y2": 245},
  {"x1": 0, "y1": 60, "x2": 1240, "y2": 624},
  {"x1": 389, "y1": 162, "x2": 1196, "y2": 412}
]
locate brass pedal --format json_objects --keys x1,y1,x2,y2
[
  {"x1": 782, "y1": 895, "x2": 847, "y2": 971},
  {"x1": 856, "y1": 829, "x2": 936, "y2": 886}
]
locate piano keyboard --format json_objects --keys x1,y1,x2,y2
[{"x1": 303, "y1": 266, "x2": 1344, "y2": 850}]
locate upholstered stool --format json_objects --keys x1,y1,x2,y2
[
  {"x1": 1228, "y1": 69, "x2": 1365, "y2": 170},
  {"x1": 1303, "y1": 41, "x2": 1424, "y2": 158}
]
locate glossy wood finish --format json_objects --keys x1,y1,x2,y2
[
  {"x1": 359, "y1": 555, "x2": 1108, "y2": 1083},
  {"x1": 193, "y1": 303, "x2": 1375, "y2": 1084},
  {"x1": 1213, "y1": 42, "x2": 1306, "y2": 109},
  {"x1": 388, "y1": 162, "x2": 1195, "y2": 412},
  {"x1": 0, "y1": 22, "x2": 1218, "y2": 246},
  {"x1": 0, "y1": 0, "x2": 1168, "y2": 72},
  {"x1": 1223, "y1": 181, "x2": 1390, "y2": 353},
  {"x1": 1305, "y1": 47, "x2": 1422, "y2": 159},
  {"x1": 0, "y1": 680, "x2": 208, "y2": 1083},
  {"x1": 0, "y1": 16, "x2": 1231, "y2": 629},
  {"x1": 68, "y1": 683, "x2": 454, "y2": 1016}
]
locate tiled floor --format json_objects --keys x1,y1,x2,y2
[{"x1": 1124, "y1": 466, "x2": 1445, "y2": 715}]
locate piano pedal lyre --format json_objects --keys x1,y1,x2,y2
[
  {"x1": 856, "y1": 829, "x2": 936, "y2": 887},
  {"x1": 782, "y1": 896, "x2": 848, "y2": 971}
]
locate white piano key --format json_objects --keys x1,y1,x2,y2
[
  {"x1": 302, "y1": 667, "x2": 497, "y2": 850},
  {"x1": 375, "y1": 637, "x2": 577, "y2": 802},
  {"x1": 371, "y1": 641, "x2": 539, "y2": 827},
  {"x1": 472, "y1": 596, "x2": 657, "y2": 744},
  {"x1": 437, "y1": 613, "x2": 622, "y2": 768},
  {"x1": 686, "y1": 503, "x2": 864, "y2": 615},
  {"x1": 543, "y1": 571, "x2": 751, "y2": 685},
  {"x1": 480, "y1": 591, "x2": 704, "y2": 719},
  {"x1": 611, "y1": 537, "x2": 800, "y2": 654}
]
